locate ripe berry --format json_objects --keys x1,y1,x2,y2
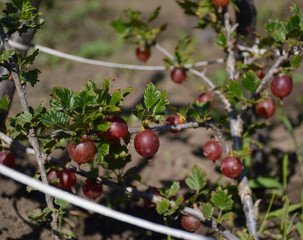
[
  {"x1": 103, "y1": 115, "x2": 128, "y2": 143},
  {"x1": 197, "y1": 92, "x2": 214, "y2": 108},
  {"x1": 221, "y1": 156, "x2": 242, "y2": 178},
  {"x1": 47, "y1": 169, "x2": 59, "y2": 185},
  {"x1": 82, "y1": 178, "x2": 103, "y2": 199},
  {"x1": 165, "y1": 114, "x2": 186, "y2": 133},
  {"x1": 57, "y1": 169, "x2": 77, "y2": 190},
  {"x1": 255, "y1": 97, "x2": 276, "y2": 119},
  {"x1": 181, "y1": 215, "x2": 201, "y2": 232},
  {"x1": 271, "y1": 74, "x2": 293, "y2": 99},
  {"x1": 0, "y1": 151, "x2": 15, "y2": 168},
  {"x1": 203, "y1": 140, "x2": 222, "y2": 162},
  {"x1": 134, "y1": 130, "x2": 159, "y2": 158},
  {"x1": 144, "y1": 187, "x2": 161, "y2": 206},
  {"x1": 68, "y1": 136, "x2": 95, "y2": 164},
  {"x1": 171, "y1": 67, "x2": 186, "y2": 84},
  {"x1": 212, "y1": 0, "x2": 229, "y2": 7},
  {"x1": 136, "y1": 45, "x2": 151, "y2": 62}
]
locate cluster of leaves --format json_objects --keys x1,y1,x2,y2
[
  {"x1": 163, "y1": 36, "x2": 195, "y2": 69},
  {"x1": 111, "y1": 7, "x2": 166, "y2": 46},
  {"x1": 177, "y1": 0, "x2": 233, "y2": 30},
  {"x1": 1, "y1": 0, "x2": 44, "y2": 35},
  {"x1": 156, "y1": 166, "x2": 234, "y2": 224},
  {"x1": 132, "y1": 83, "x2": 169, "y2": 127}
]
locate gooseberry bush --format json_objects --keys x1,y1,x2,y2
[{"x1": 0, "y1": 0, "x2": 303, "y2": 240}]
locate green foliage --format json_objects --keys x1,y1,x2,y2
[
  {"x1": 211, "y1": 187, "x2": 233, "y2": 212},
  {"x1": 28, "y1": 207, "x2": 52, "y2": 223},
  {"x1": 190, "y1": 99, "x2": 211, "y2": 122},
  {"x1": 163, "y1": 36, "x2": 194, "y2": 68},
  {"x1": 242, "y1": 71, "x2": 260, "y2": 94},
  {"x1": 185, "y1": 166, "x2": 206, "y2": 192},
  {"x1": 1, "y1": 0, "x2": 44, "y2": 35},
  {"x1": 201, "y1": 202, "x2": 215, "y2": 220},
  {"x1": 0, "y1": 96, "x2": 10, "y2": 112},
  {"x1": 111, "y1": 7, "x2": 166, "y2": 46},
  {"x1": 132, "y1": 83, "x2": 169, "y2": 127}
]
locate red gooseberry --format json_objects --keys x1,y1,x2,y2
[
  {"x1": 82, "y1": 178, "x2": 103, "y2": 199},
  {"x1": 221, "y1": 156, "x2": 242, "y2": 178},
  {"x1": 271, "y1": 74, "x2": 293, "y2": 99},
  {"x1": 171, "y1": 67, "x2": 186, "y2": 84},
  {"x1": 0, "y1": 151, "x2": 15, "y2": 168},
  {"x1": 68, "y1": 136, "x2": 95, "y2": 164},
  {"x1": 103, "y1": 115, "x2": 128, "y2": 143},
  {"x1": 136, "y1": 45, "x2": 151, "y2": 62},
  {"x1": 181, "y1": 215, "x2": 201, "y2": 232},
  {"x1": 203, "y1": 140, "x2": 222, "y2": 162},
  {"x1": 165, "y1": 114, "x2": 186, "y2": 133},
  {"x1": 134, "y1": 130, "x2": 160, "y2": 158},
  {"x1": 255, "y1": 97, "x2": 276, "y2": 119},
  {"x1": 197, "y1": 93, "x2": 214, "y2": 109}
]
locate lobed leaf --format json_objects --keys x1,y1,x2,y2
[{"x1": 211, "y1": 187, "x2": 233, "y2": 211}]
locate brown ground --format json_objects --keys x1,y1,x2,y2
[{"x1": 1, "y1": 0, "x2": 303, "y2": 239}]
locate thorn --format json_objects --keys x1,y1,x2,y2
[{"x1": 148, "y1": 159, "x2": 153, "y2": 165}]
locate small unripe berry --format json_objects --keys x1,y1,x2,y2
[
  {"x1": 68, "y1": 136, "x2": 95, "y2": 164},
  {"x1": 0, "y1": 151, "x2": 15, "y2": 168},
  {"x1": 134, "y1": 130, "x2": 159, "y2": 158},
  {"x1": 181, "y1": 215, "x2": 201, "y2": 232},
  {"x1": 271, "y1": 74, "x2": 293, "y2": 99},
  {"x1": 197, "y1": 93, "x2": 214, "y2": 108},
  {"x1": 203, "y1": 140, "x2": 222, "y2": 161},
  {"x1": 171, "y1": 68, "x2": 186, "y2": 84},
  {"x1": 82, "y1": 178, "x2": 103, "y2": 199},
  {"x1": 255, "y1": 97, "x2": 276, "y2": 119},
  {"x1": 103, "y1": 115, "x2": 128, "y2": 143},
  {"x1": 212, "y1": 0, "x2": 229, "y2": 7},
  {"x1": 221, "y1": 156, "x2": 242, "y2": 178},
  {"x1": 165, "y1": 114, "x2": 186, "y2": 133},
  {"x1": 136, "y1": 45, "x2": 151, "y2": 62}
]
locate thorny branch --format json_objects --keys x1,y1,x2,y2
[
  {"x1": 0, "y1": 27, "x2": 61, "y2": 240},
  {"x1": 224, "y1": 11, "x2": 259, "y2": 240}
]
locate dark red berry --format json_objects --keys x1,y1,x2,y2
[
  {"x1": 221, "y1": 156, "x2": 242, "y2": 178},
  {"x1": 255, "y1": 97, "x2": 276, "y2": 119},
  {"x1": 203, "y1": 140, "x2": 222, "y2": 161},
  {"x1": 68, "y1": 136, "x2": 95, "y2": 164},
  {"x1": 171, "y1": 68, "x2": 186, "y2": 84},
  {"x1": 144, "y1": 187, "x2": 161, "y2": 206},
  {"x1": 82, "y1": 178, "x2": 103, "y2": 199},
  {"x1": 47, "y1": 170, "x2": 59, "y2": 185},
  {"x1": 134, "y1": 130, "x2": 159, "y2": 158},
  {"x1": 271, "y1": 74, "x2": 293, "y2": 99},
  {"x1": 197, "y1": 92, "x2": 214, "y2": 108},
  {"x1": 181, "y1": 215, "x2": 201, "y2": 232},
  {"x1": 212, "y1": 0, "x2": 229, "y2": 7},
  {"x1": 103, "y1": 115, "x2": 128, "y2": 143},
  {"x1": 0, "y1": 151, "x2": 15, "y2": 168},
  {"x1": 257, "y1": 70, "x2": 265, "y2": 79},
  {"x1": 136, "y1": 45, "x2": 151, "y2": 62},
  {"x1": 165, "y1": 114, "x2": 186, "y2": 133},
  {"x1": 57, "y1": 169, "x2": 77, "y2": 190}
]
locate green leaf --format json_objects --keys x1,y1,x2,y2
[
  {"x1": 219, "y1": 212, "x2": 233, "y2": 222},
  {"x1": 152, "y1": 91, "x2": 169, "y2": 116},
  {"x1": 292, "y1": 54, "x2": 302, "y2": 68},
  {"x1": 26, "y1": 173, "x2": 40, "y2": 193},
  {"x1": 54, "y1": 197, "x2": 69, "y2": 209},
  {"x1": 40, "y1": 110, "x2": 68, "y2": 128},
  {"x1": 166, "y1": 182, "x2": 180, "y2": 198},
  {"x1": 242, "y1": 71, "x2": 260, "y2": 93},
  {"x1": 201, "y1": 203, "x2": 214, "y2": 220},
  {"x1": 156, "y1": 198, "x2": 170, "y2": 215},
  {"x1": 228, "y1": 80, "x2": 243, "y2": 98},
  {"x1": 15, "y1": 112, "x2": 32, "y2": 127},
  {"x1": 96, "y1": 122, "x2": 110, "y2": 132},
  {"x1": 248, "y1": 176, "x2": 282, "y2": 189},
  {"x1": 216, "y1": 33, "x2": 227, "y2": 48},
  {"x1": 185, "y1": 166, "x2": 206, "y2": 191},
  {"x1": 148, "y1": 6, "x2": 161, "y2": 23},
  {"x1": 0, "y1": 96, "x2": 10, "y2": 111},
  {"x1": 0, "y1": 49, "x2": 15, "y2": 61},
  {"x1": 99, "y1": 143, "x2": 110, "y2": 156},
  {"x1": 144, "y1": 83, "x2": 161, "y2": 110},
  {"x1": 211, "y1": 187, "x2": 233, "y2": 211}
]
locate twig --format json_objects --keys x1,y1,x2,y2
[
  {"x1": 223, "y1": 11, "x2": 259, "y2": 240},
  {"x1": 0, "y1": 164, "x2": 215, "y2": 240},
  {"x1": 8, "y1": 40, "x2": 224, "y2": 71},
  {"x1": 0, "y1": 27, "x2": 61, "y2": 240}
]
